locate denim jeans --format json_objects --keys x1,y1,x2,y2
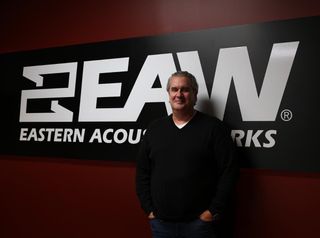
[{"x1": 149, "y1": 218, "x2": 217, "y2": 238}]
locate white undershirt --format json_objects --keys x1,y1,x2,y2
[
  {"x1": 175, "y1": 122, "x2": 189, "y2": 129},
  {"x1": 174, "y1": 111, "x2": 197, "y2": 129}
]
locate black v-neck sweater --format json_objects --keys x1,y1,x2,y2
[{"x1": 136, "y1": 111, "x2": 238, "y2": 221}]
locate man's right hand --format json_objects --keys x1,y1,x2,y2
[{"x1": 148, "y1": 212, "x2": 155, "y2": 219}]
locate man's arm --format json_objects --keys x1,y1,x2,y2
[
  {"x1": 208, "y1": 124, "x2": 239, "y2": 218},
  {"x1": 135, "y1": 133, "x2": 154, "y2": 215}
]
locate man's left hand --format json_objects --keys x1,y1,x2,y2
[{"x1": 199, "y1": 210, "x2": 213, "y2": 222}]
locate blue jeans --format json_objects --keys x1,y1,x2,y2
[{"x1": 149, "y1": 218, "x2": 217, "y2": 238}]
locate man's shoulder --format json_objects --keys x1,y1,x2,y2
[
  {"x1": 143, "y1": 115, "x2": 171, "y2": 141},
  {"x1": 147, "y1": 115, "x2": 171, "y2": 130},
  {"x1": 196, "y1": 111, "x2": 223, "y2": 126},
  {"x1": 195, "y1": 111, "x2": 231, "y2": 135}
]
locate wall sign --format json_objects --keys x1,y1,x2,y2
[{"x1": 0, "y1": 16, "x2": 319, "y2": 172}]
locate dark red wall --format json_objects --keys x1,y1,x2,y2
[{"x1": 1, "y1": 1, "x2": 320, "y2": 237}]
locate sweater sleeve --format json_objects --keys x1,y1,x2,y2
[
  {"x1": 135, "y1": 131, "x2": 154, "y2": 215},
  {"x1": 208, "y1": 123, "x2": 239, "y2": 217}
]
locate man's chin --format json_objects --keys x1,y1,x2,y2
[{"x1": 172, "y1": 105, "x2": 187, "y2": 111}]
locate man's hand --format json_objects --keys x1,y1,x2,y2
[
  {"x1": 199, "y1": 210, "x2": 213, "y2": 222},
  {"x1": 148, "y1": 212, "x2": 155, "y2": 219}
]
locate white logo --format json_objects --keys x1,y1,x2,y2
[{"x1": 19, "y1": 41, "x2": 299, "y2": 122}]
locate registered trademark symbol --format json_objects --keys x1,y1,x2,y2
[{"x1": 280, "y1": 109, "x2": 293, "y2": 121}]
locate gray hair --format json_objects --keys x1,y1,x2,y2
[{"x1": 166, "y1": 71, "x2": 198, "y2": 95}]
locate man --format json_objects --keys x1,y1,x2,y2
[{"x1": 136, "y1": 71, "x2": 238, "y2": 238}]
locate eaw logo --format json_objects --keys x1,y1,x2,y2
[{"x1": 20, "y1": 41, "x2": 299, "y2": 122}]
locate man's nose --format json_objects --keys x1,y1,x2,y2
[{"x1": 176, "y1": 90, "x2": 183, "y2": 96}]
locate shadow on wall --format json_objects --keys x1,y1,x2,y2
[{"x1": 196, "y1": 98, "x2": 216, "y2": 117}]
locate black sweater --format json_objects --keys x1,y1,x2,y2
[{"x1": 136, "y1": 111, "x2": 238, "y2": 221}]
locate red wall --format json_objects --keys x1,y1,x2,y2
[{"x1": 1, "y1": 1, "x2": 320, "y2": 237}]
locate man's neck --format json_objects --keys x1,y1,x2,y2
[{"x1": 172, "y1": 108, "x2": 196, "y2": 125}]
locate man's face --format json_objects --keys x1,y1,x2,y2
[{"x1": 168, "y1": 76, "x2": 197, "y2": 112}]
